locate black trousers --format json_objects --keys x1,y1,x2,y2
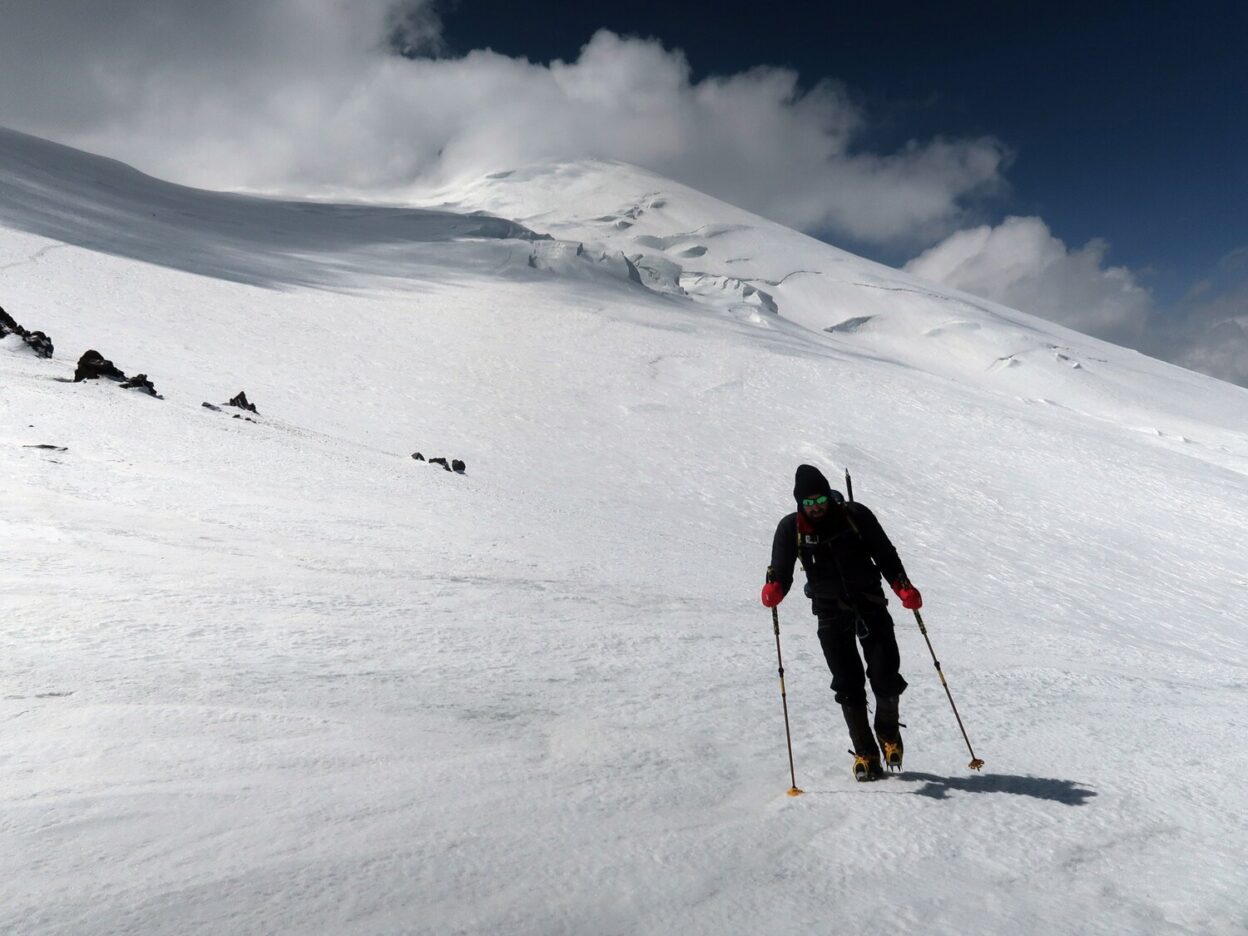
[{"x1": 816, "y1": 607, "x2": 908, "y2": 707}]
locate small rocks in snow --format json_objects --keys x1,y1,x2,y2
[
  {"x1": 0, "y1": 305, "x2": 54, "y2": 358},
  {"x1": 228, "y1": 391, "x2": 259, "y2": 414},
  {"x1": 120, "y1": 373, "x2": 160, "y2": 396},
  {"x1": 28, "y1": 332, "x2": 53, "y2": 357},
  {"x1": 412, "y1": 453, "x2": 464, "y2": 473},
  {"x1": 204, "y1": 393, "x2": 258, "y2": 417}
]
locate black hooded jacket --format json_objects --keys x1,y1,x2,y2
[{"x1": 769, "y1": 465, "x2": 908, "y2": 615}]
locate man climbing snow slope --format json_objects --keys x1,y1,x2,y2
[{"x1": 762, "y1": 464, "x2": 924, "y2": 781}]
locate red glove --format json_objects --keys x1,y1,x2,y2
[
  {"x1": 761, "y1": 581, "x2": 786, "y2": 608},
  {"x1": 892, "y1": 580, "x2": 922, "y2": 610}
]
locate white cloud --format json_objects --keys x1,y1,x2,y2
[
  {"x1": 904, "y1": 216, "x2": 1154, "y2": 346},
  {"x1": 1162, "y1": 246, "x2": 1248, "y2": 386},
  {"x1": 1170, "y1": 319, "x2": 1248, "y2": 387},
  {"x1": 905, "y1": 221, "x2": 1248, "y2": 388},
  {"x1": 0, "y1": 3, "x2": 1006, "y2": 248}
]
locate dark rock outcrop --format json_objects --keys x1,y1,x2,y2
[
  {"x1": 411, "y1": 452, "x2": 425, "y2": 461},
  {"x1": 228, "y1": 391, "x2": 258, "y2": 414},
  {"x1": 73, "y1": 349, "x2": 160, "y2": 397},
  {"x1": 22, "y1": 330, "x2": 52, "y2": 358},
  {"x1": 73, "y1": 349, "x2": 125, "y2": 382},
  {"x1": 428, "y1": 457, "x2": 451, "y2": 471},
  {"x1": 451, "y1": 459, "x2": 466, "y2": 474},
  {"x1": 0, "y1": 305, "x2": 54, "y2": 358}
]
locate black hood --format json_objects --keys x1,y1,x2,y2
[{"x1": 793, "y1": 464, "x2": 833, "y2": 506}]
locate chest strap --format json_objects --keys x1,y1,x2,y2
[
  {"x1": 796, "y1": 506, "x2": 862, "y2": 569},
  {"x1": 796, "y1": 507, "x2": 882, "y2": 611}
]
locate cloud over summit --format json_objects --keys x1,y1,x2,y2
[
  {"x1": 905, "y1": 216, "x2": 1154, "y2": 346},
  {"x1": 0, "y1": 1, "x2": 1005, "y2": 248}
]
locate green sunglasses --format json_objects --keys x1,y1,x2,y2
[{"x1": 801, "y1": 495, "x2": 830, "y2": 507}]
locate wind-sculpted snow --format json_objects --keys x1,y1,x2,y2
[
  {"x1": 0, "y1": 127, "x2": 545, "y2": 289},
  {"x1": 2, "y1": 133, "x2": 1248, "y2": 936}
]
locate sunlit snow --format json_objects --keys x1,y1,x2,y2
[{"x1": 3, "y1": 127, "x2": 1246, "y2": 935}]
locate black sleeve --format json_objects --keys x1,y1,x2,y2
[
  {"x1": 768, "y1": 513, "x2": 799, "y2": 595},
  {"x1": 849, "y1": 503, "x2": 908, "y2": 586}
]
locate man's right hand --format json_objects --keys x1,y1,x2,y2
[
  {"x1": 892, "y1": 580, "x2": 923, "y2": 610},
  {"x1": 761, "y1": 582, "x2": 785, "y2": 608}
]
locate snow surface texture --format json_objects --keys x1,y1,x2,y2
[{"x1": 2, "y1": 128, "x2": 1247, "y2": 936}]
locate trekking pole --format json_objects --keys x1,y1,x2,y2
[
  {"x1": 912, "y1": 609, "x2": 985, "y2": 770},
  {"x1": 844, "y1": 467, "x2": 981, "y2": 769},
  {"x1": 768, "y1": 592, "x2": 803, "y2": 796}
]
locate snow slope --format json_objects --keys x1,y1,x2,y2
[
  {"x1": 427, "y1": 159, "x2": 1248, "y2": 449},
  {"x1": 2, "y1": 127, "x2": 1247, "y2": 936}
]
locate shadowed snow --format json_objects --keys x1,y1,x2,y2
[{"x1": 0, "y1": 127, "x2": 544, "y2": 289}]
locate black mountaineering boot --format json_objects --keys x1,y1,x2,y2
[
  {"x1": 874, "y1": 695, "x2": 904, "y2": 772},
  {"x1": 842, "y1": 704, "x2": 883, "y2": 781}
]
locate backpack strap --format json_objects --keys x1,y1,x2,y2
[
  {"x1": 796, "y1": 512, "x2": 815, "y2": 575},
  {"x1": 796, "y1": 506, "x2": 861, "y2": 565},
  {"x1": 796, "y1": 504, "x2": 880, "y2": 612}
]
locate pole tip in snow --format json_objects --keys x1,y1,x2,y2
[
  {"x1": 969, "y1": 758, "x2": 985, "y2": 771},
  {"x1": 787, "y1": 787, "x2": 804, "y2": 796}
]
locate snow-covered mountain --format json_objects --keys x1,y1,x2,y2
[
  {"x1": 2, "y1": 126, "x2": 1246, "y2": 935},
  {"x1": 424, "y1": 159, "x2": 1248, "y2": 443}
]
